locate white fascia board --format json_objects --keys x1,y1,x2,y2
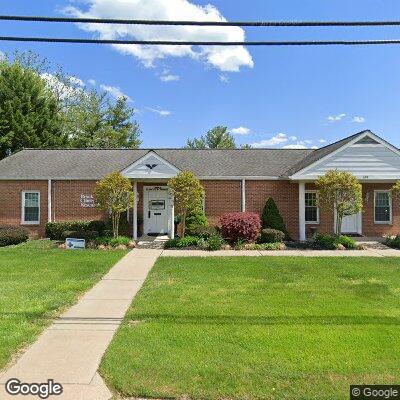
[{"x1": 289, "y1": 131, "x2": 400, "y2": 180}]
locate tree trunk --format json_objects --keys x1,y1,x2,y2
[
  {"x1": 181, "y1": 212, "x2": 186, "y2": 238},
  {"x1": 336, "y1": 213, "x2": 342, "y2": 236}
]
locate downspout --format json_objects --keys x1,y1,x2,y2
[{"x1": 47, "y1": 179, "x2": 52, "y2": 222}]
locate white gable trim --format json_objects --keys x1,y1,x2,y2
[
  {"x1": 290, "y1": 131, "x2": 400, "y2": 180},
  {"x1": 121, "y1": 150, "x2": 180, "y2": 179}
]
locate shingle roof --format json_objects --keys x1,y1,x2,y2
[
  {"x1": 0, "y1": 148, "x2": 312, "y2": 180},
  {"x1": 0, "y1": 130, "x2": 386, "y2": 180}
]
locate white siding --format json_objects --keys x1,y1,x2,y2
[
  {"x1": 297, "y1": 143, "x2": 400, "y2": 180},
  {"x1": 122, "y1": 154, "x2": 179, "y2": 179}
]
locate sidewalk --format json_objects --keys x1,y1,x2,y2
[
  {"x1": 0, "y1": 249, "x2": 162, "y2": 400},
  {"x1": 161, "y1": 248, "x2": 400, "y2": 257}
]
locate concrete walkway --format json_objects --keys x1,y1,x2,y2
[
  {"x1": 0, "y1": 249, "x2": 162, "y2": 400},
  {"x1": 162, "y1": 248, "x2": 400, "y2": 257}
]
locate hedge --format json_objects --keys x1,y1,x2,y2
[
  {"x1": 0, "y1": 225, "x2": 29, "y2": 247},
  {"x1": 46, "y1": 220, "x2": 106, "y2": 240},
  {"x1": 260, "y1": 228, "x2": 285, "y2": 243}
]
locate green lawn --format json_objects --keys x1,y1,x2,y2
[
  {"x1": 101, "y1": 256, "x2": 400, "y2": 400},
  {"x1": 0, "y1": 240, "x2": 126, "y2": 370}
]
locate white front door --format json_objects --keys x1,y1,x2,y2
[
  {"x1": 341, "y1": 212, "x2": 362, "y2": 234},
  {"x1": 143, "y1": 186, "x2": 171, "y2": 235}
]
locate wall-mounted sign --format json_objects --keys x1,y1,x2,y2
[{"x1": 80, "y1": 194, "x2": 95, "y2": 208}]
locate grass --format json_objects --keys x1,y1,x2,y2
[
  {"x1": 0, "y1": 240, "x2": 126, "y2": 370},
  {"x1": 101, "y1": 256, "x2": 400, "y2": 400}
]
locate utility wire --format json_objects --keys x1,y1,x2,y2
[
  {"x1": 1, "y1": 36, "x2": 400, "y2": 46},
  {"x1": 2, "y1": 15, "x2": 400, "y2": 27}
]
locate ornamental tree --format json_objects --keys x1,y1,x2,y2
[
  {"x1": 392, "y1": 181, "x2": 400, "y2": 199},
  {"x1": 316, "y1": 170, "x2": 363, "y2": 235},
  {"x1": 168, "y1": 171, "x2": 205, "y2": 237},
  {"x1": 94, "y1": 172, "x2": 134, "y2": 237}
]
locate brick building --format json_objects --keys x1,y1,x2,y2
[{"x1": 0, "y1": 130, "x2": 399, "y2": 240}]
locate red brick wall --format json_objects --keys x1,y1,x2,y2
[
  {"x1": 52, "y1": 180, "x2": 106, "y2": 222},
  {"x1": 245, "y1": 180, "x2": 299, "y2": 239},
  {"x1": 0, "y1": 180, "x2": 49, "y2": 237},
  {"x1": 0, "y1": 179, "x2": 398, "y2": 239},
  {"x1": 362, "y1": 183, "x2": 399, "y2": 237},
  {"x1": 202, "y1": 180, "x2": 242, "y2": 225}
]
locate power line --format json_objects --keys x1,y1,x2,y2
[
  {"x1": 1, "y1": 36, "x2": 400, "y2": 46},
  {"x1": 2, "y1": 15, "x2": 400, "y2": 27}
]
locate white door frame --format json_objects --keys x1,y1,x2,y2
[
  {"x1": 334, "y1": 210, "x2": 362, "y2": 235},
  {"x1": 143, "y1": 186, "x2": 173, "y2": 236}
]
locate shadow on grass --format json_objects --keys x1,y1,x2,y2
[{"x1": 129, "y1": 314, "x2": 400, "y2": 326}]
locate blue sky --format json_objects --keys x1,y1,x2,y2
[{"x1": 1, "y1": 0, "x2": 400, "y2": 149}]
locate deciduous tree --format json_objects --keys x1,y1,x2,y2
[
  {"x1": 94, "y1": 172, "x2": 134, "y2": 237},
  {"x1": 168, "y1": 171, "x2": 205, "y2": 237},
  {"x1": 186, "y1": 126, "x2": 236, "y2": 149},
  {"x1": 316, "y1": 170, "x2": 363, "y2": 235}
]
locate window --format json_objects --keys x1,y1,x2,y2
[
  {"x1": 374, "y1": 191, "x2": 392, "y2": 224},
  {"x1": 22, "y1": 191, "x2": 40, "y2": 224},
  {"x1": 149, "y1": 200, "x2": 165, "y2": 210},
  {"x1": 305, "y1": 191, "x2": 319, "y2": 223}
]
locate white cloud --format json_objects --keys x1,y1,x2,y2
[
  {"x1": 251, "y1": 133, "x2": 288, "y2": 148},
  {"x1": 88, "y1": 79, "x2": 96, "y2": 86},
  {"x1": 0, "y1": 51, "x2": 5, "y2": 60},
  {"x1": 219, "y1": 74, "x2": 229, "y2": 83},
  {"x1": 353, "y1": 116, "x2": 365, "y2": 123},
  {"x1": 231, "y1": 127, "x2": 250, "y2": 135},
  {"x1": 304, "y1": 140, "x2": 312, "y2": 144},
  {"x1": 289, "y1": 136, "x2": 297, "y2": 141},
  {"x1": 100, "y1": 84, "x2": 131, "y2": 101},
  {"x1": 282, "y1": 144, "x2": 308, "y2": 149},
  {"x1": 327, "y1": 113, "x2": 346, "y2": 122},
  {"x1": 69, "y1": 76, "x2": 84, "y2": 87},
  {"x1": 147, "y1": 107, "x2": 171, "y2": 117},
  {"x1": 318, "y1": 139, "x2": 327, "y2": 143},
  {"x1": 311, "y1": 145, "x2": 318, "y2": 149},
  {"x1": 160, "y1": 74, "x2": 180, "y2": 82},
  {"x1": 41, "y1": 73, "x2": 85, "y2": 101},
  {"x1": 64, "y1": 0, "x2": 253, "y2": 72}
]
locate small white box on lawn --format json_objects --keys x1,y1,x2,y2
[{"x1": 66, "y1": 238, "x2": 86, "y2": 249}]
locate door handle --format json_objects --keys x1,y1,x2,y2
[{"x1": 148, "y1": 211, "x2": 151, "y2": 218}]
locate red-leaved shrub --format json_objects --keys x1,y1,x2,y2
[{"x1": 219, "y1": 212, "x2": 261, "y2": 244}]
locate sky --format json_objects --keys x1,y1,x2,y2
[{"x1": 1, "y1": 0, "x2": 400, "y2": 149}]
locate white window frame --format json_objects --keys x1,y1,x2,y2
[
  {"x1": 305, "y1": 190, "x2": 320, "y2": 224},
  {"x1": 374, "y1": 190, "x2": 392, "y2": 224},
  {"x1": 21, "y1": 190, "x2": 40, "y2": 225}
]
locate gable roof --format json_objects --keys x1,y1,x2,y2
[
  {"x1": 0, "y1": 130, "x2": 396, "y2": 180},
  {"x1": 0, "y1": 148, "x2": 312, "y2": 180},
  {"x1": 285, "y1": 130, "x2": 370, "y2": 176}
]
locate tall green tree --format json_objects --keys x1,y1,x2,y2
[
  {"x1": 0, "y1": 58, "x2": 66, "y2": 159},
  {"x1": 65, "y1": 91, "x2": 141, "y2": 149},
  {"x1": 186, "y1": 126, "x2": 236, "y2": 149}
]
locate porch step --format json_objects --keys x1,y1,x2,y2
[{"x1": 136, "y1": 235, "x2": 169, "y2": 249}]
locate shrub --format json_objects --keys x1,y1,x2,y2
[
  {"x1": 61, "y1": 230, "x2": 99, "y2": 240},
  {"x1": 0, "y1": 225, "x2": 29, "y2": 247},
  {"x1": 109, "y1": 236, "x2": 131, "y2": 247},
  {"x1": 186, "y1": 209, "x2": 208, "y2": 235},
  {"x1": 219, "y1": 212, "x2": 261, "y2": 244},
  {"x1": 385, "y1": 235, "x2": 400, "y2": 249},
  {"x1": 164, "y1": 236, "x2": 199, "y2": 249},
  {"x1": 260, "y1": 228, "x2": 285, "y2": 243},
  {"x1": 188, "y1": 225, "x2": 218, "y2": 239},
  {"x1": 247, "y1": 242, "x2": 285, "y2": 251},
  {"x1": 315, "y1": 234, "x2": 358, "y2": 250},
  {"x1": 261, "y1": 197, "x2": 290, "y2": 239},
  {"x1": 206, "y1": 235, "x2": 224, "y2": 251},
  {"x1": 46, "y1": 220, "x2": 106, "y2": 240}
]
